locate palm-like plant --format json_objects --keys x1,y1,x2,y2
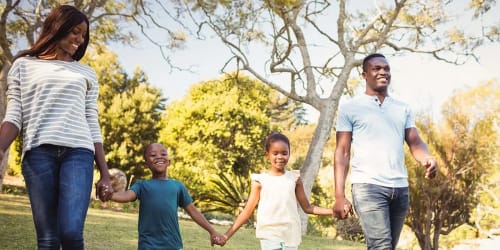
[{"x1": 198, "y1": 171, "x2": 254, "y2": 225}]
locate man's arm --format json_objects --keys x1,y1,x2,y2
[
  {"x1": 405, "y1": 127, "x2": 437, "y2": 179},
  {"x1": 333, "y1": 131, "x2": 354, "y2": 219}
]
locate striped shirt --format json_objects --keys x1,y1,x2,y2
[{"x1": 3, "y1": 56, "x2": 102, "y2": 156}]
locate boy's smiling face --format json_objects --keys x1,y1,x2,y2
[{"x1": 144, "y1": 143, "x2": 170, "y2": 175}]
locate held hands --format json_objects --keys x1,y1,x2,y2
[
  {"x1": 210, "y1": 232, "x2": 227, "y2": 247},
  {"x1": 333, "y1": 197, "x2": 354, "y2": 220},
  {"x1": 95, "y1": 177, "x2": 113, "y2": 202},
  {"x1": 420, "y1": 156, "x2": 438, "y2": 179}
]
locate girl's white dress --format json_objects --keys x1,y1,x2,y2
[{"x1": 251, "y1": 170, "x2": 301, "y2": 247}]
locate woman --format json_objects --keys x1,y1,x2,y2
[{"x1": 0, "y1": 5, "x2": 112, "y2": 249}]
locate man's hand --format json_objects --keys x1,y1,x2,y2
[
  {"x1": 421, "y1": 156, "x2": 438, "y2": 179},
  {"x1": 333, "y1": 197, "x2": 354, "y2": 220}
]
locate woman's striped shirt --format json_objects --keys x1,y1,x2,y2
[{"x1": 3, "y1": 56, "x2": 102, "y2": 156}]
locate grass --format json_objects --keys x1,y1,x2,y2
[{"x1": 0, "y1": 193, "x2": 364, "y2": 250}]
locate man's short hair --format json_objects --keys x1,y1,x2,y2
[{"x1": 362, "y1": 53, "x2": 386, "y2": 72}]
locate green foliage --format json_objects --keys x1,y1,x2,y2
[
  {"x1": 159, "y1": 74, "x2": 273, "y2": 197},
  {"x1": 197, "y1": 172, "x2": 252, "y2": 225},
  {"x1": 405, "y1": 81, "x2": 499, "y2": 249},
  {"x1": 83, "y1": 49, "x2": 165, "y2": 181},
  {"x1": 6, "y1": 136, "x2": 22, "y2": 176}
]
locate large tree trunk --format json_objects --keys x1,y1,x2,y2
[
  {"x1": 298, "y1": 104, "x2": 336, "y2": 233},
  {"x1": 0, "y1": 63, "x2": 11, "y2": 191}
]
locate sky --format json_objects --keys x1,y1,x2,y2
[{"x1": 112, "y1": 2, "x2": 500, "y2": 123}]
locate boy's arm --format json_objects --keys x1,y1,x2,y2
[
  {"x1": 295, "y1": 178, "x2": 334, "y2": 216},
  {"x1": 224, "y1": 180, "x2": 261, "y2": 240},
  {"x1": 184, "y1": 204, "x2": 216, "y2": 234},
  {"x1": 184, "y1": 204, "x2": 225, "y2": 246},
  {"x1": 111, "y1": 190, "x2": 137, "y2": 203}
]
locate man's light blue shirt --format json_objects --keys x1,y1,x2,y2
[{"x1": 336, "y1": 94, "x2": 415, "y2": 187}]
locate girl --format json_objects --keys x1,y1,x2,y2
[{"x1": 223, "y1": 132, "x2": 344, "y2": 249}]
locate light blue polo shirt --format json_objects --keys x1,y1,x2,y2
[{"x1": 335, "y1": 94, "x2": 415, "y2": 187}]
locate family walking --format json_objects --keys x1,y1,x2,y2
[{"x1": 0, "y1": 4, "x2": 437, "y2": 250}]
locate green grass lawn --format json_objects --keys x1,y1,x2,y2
[{"x1": 0, "y1": 193, "x2": 364, "y2": 250}]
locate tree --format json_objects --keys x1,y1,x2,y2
[
  {"x1": 405, "y1": 81, "x2": 499, "y2": 250},
  {"x1": 84, "y1": 50, "x2": 165, "y2": 180},
  {"x1": 0, "y1": 0, "x2": 191, "y2": 189},
  {"x1": 0, "y1": 0, "x2": 137, "y2": 190},
  {"x1": 164, "y1": 0, "x2": 500, "y2": 232},
  {"x1": 158, "y1": 74, "x2": 274, "y2": 198}
]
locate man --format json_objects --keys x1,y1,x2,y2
[{"x1": 333, "y1": 53, "x2": 437, "y2": 249}]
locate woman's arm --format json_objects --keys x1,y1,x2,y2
[
  {"x1": 94, "y1": 142, "x2": 112, "y2": 201},
  {"x1": 0, "y1": 122, "x2": 20, "y2": 160}
]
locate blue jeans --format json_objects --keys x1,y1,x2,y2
[
  {"x1": 352, "y1": 183, "x2": 409, "y2": 250},
  {"x1": 22, "y1": 144, "x2": 94, "y2": 250}
]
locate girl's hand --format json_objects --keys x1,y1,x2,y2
[{"x1": 211, "y1": 232, "x2": 227, "y2": 246}]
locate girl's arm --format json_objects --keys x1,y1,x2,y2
[
  {"x1": 295, "y1": 178, "x2": 333, "y2": 216},
  {"x1": 224, "y1": 180, "x2": 261, "y2": 240},
  {"x1": 111, "y1": 190, "x2": 137, "y2": 203}
]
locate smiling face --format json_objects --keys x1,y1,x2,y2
[
  {"x1": 144, "y1": 143, "x2": 170, "y2": 178},
  {"x1": 362, "y1": 56, "x2": 391, "y2": 94},
  {"x1": 56, "y1": 21, "x2": 87, "y2": 61},
  {"x1": 265, "y1": 140, "x2": 290, "y2": 173}
]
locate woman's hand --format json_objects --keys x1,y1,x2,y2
[{"x1": 96, "y1": 176, "x2": 113, "y2": 202}]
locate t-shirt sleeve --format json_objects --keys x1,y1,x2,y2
[
  {"x1": 290, "y1": 170, "x2": 300, "y2": 182},
  {"x1": 335, "y1": 104, "x2": 353, "y2": 132},
  {"x1": 130, "y1": 181, "x2": 142, "y2": 200},
  {"x1": 251, "y1": 173, "x2": 261, "y2": 183},
  {"x1": 178, "y1": 182, "x2": 193, "y2": 208},
  {"x1": 3, "y1": 59, "x2": 23, "y2": 130},
  {"x1": 405, "y1": 105, "x2": 416, "y2": 129}
]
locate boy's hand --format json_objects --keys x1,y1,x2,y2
[{"x1": 211, "y1": 232, "x2": 227, "y2": 247}]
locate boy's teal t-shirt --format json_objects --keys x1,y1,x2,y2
[{"x1": 131, "y1": 179, "x2": 193, "y2": 250}]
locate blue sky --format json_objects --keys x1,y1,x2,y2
[{"x1": 112, "y1": 2, "x2": 500, "y2": 122}]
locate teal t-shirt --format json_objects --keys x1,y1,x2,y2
[{"x1": 131, "y1": 179, "x2": 193, "y2": 250}]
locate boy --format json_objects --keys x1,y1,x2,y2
[{"x1": 109, "y1": 143, "x2": 225, "y2": 249}]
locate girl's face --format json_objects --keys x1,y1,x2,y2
[
  {"x1": 56, "y1": 21, "x2": 87, "y2": 61},
  {"x1": 265, "y1": 140, "x2": 290, "y2": 173}
]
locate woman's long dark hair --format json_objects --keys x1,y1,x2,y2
[{"x1": 14, "y1": 5, "x2": 89, "y2": 61}]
